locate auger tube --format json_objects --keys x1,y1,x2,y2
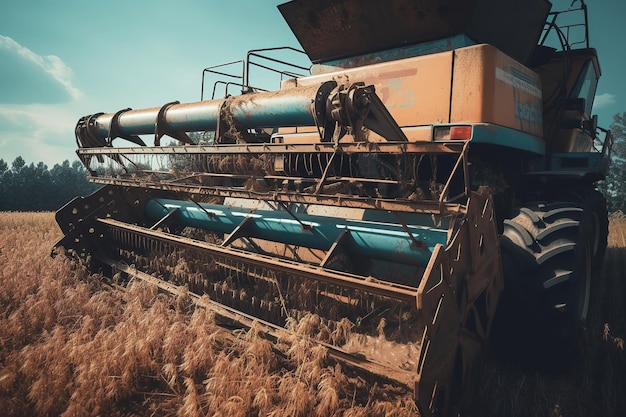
[
  {"x1": 79, "y1": 84, "x2": 323, "y2": 144},
  {"x1": 145, "y1": 199, "x2": 448, "y2": 268}
]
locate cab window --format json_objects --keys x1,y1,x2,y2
[{"x1": 570, "y1": 60, "x2": 598, "y2": 116}]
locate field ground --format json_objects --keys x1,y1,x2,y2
[{"x1": 0, "y1": 212, "x2": 624, "y2": 416}]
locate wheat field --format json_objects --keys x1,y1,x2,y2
[{"x1": 0, "y1": 212, "x2": 624, "y2": 416}]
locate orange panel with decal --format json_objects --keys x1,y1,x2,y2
[{"x1": 451, "y1": 44, "x2": 543, "y2": 137}]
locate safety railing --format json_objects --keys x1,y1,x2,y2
[{"x1": 201, "y1": 47, "x2": 310, "y2": 100}]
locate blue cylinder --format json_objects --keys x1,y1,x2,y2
[
  {"x1": 91, "y1": 85, "x2": 320, "y2": 140},
  {"x1": 145, "y1": 199, "x2": 448, "y2": 267}
]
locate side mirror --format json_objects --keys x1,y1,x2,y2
[{"x1": 583, "y1": 114, "x2": 598, "y2": 136}]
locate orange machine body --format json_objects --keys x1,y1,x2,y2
[{"x1": 280, "y1": 44, "x2": 543, "y2": 143}]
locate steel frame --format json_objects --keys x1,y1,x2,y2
[{"x1": 79, "y1": 141, "x2": 470, "y2": 215}]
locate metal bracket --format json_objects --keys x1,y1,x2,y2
[
  {"x1": 150, "y1": 207, "x2": 180, "y2": 230},
  {"x1": 320, "y1": 229, "x2": 352, "y2": 268},
  {"x1": 107, "y1": 108, "x2": 146, "y2": 147},
  {"x1": 76, "y1": 112, "x2": 104, "y2": 148},
  {"x1": 278, "y1": 201, "x2": 313, "y2": 231},
  {"x1": 313, "y1": 80, "x2": 339, "y2": 142},
  {"x1": 221, "y1": 215, "x2": 255, "y2": 247},
  {"x1": 394, "y1": 213, "x2": 427, "y2": 249},
  {"x1": 314, "y1": 149, "x2": 339, "y2": 195},
  {"x1": 154, "y1": 101, "x2": 194, "y2": 146},
  {"x1": 316, "y1": 82, "x2": 409, "y2": 143},
  {"x1": 361, "y1": 85, "x2": 408, "y2": 142}
]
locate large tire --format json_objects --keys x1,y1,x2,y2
[
  {"x1": 581, "y1": 189, "x2": 609, "y2": 268},
  {"x1": 493, "y1": 202, "x2": 593, "y2": 369},
  {"x1": 552, "y1": 188, "x2": 609, "y2": 268}
]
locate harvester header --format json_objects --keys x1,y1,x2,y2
[{"x1": 55, "y1": 0, "x2": 612, "y2": 415}]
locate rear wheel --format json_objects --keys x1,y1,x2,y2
[
  {"x1": 581, "y1": 189, "x2": 608, "y2": 268},
  {"x1": 552, "y1": 188, "x2": 608, "y2": 268},
  {"x1": 493, "y1": 202, "x2": 593, "y2": 368}
]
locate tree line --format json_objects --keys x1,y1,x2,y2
[
  {"x1": 599, "y1": 112, "x2": 626, "y2": 213},
  {"x1": 0, "y1": 157, "x2": 99, "y2": 212}
]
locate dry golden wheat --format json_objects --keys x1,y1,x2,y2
[{"x1": 1, "y1": 212, "x2": 624, "y2": 416}]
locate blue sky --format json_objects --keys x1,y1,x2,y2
[{"x1": 0, "y1": 0, "x2": 624, "y2": 166}]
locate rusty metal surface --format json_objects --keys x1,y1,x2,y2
[
  {"x1": 279, "y1": 0, "x2": 474, "y2": 63},
  {"x1": 55, "y1": 184, "x2": 430, "y2": 381},
  {"x1": 414, "y1": 191, "x2": 502, "y2": 416},
  {"x1": 86, "y1": 177, "x2": 465, "y2": 215},
  {"x1": 77, "y1": 141, "x2": 465, "y2": 155},
  {"x1": 98, "y1": 217, "x2": 420, "y2": 302},
  {"x1": 278, "y1": 0, "x2": 550, "y2": 65},
  {"x1": 77, "y1": 139, "x2": 470, "y2": 215}
]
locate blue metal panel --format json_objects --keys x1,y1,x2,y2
[
  {"x1": 92, "y1": 86, "x2": 319, "y2": 139},
  {"x1": 315, "y1": 35, "x2": 475, "y2": 71},
  {"x1": 145, "y1": 199, "x2": 449, "y2": 267},
  {"x1": 446, "y1": 123, "x2": 546, "y2": 155}
]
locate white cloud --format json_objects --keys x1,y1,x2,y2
[
  {"x1": 0, "y1": 104, "x2": 78, "y2": 165},
  {"x1": 0, "y1": 35, "x2": 82, "y2": 103},
  {"x1": 0, "y1": 36, "x2": 84, "y2": 163},
  {"x1": 593, "y1": 92, "x2": 617, "y2": 109}
]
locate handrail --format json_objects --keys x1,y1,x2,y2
[
  {"x1": 201, "y1": 60, "x2": 244, "y2": 100},
  {"x1": 244, "y1": 46, "x2": 310, "y2": 87},
  {"x1": 201, "y1": 47, "x2": 311, "y2": 101},
  {"x1": 539, "y1": 0, "x2": 589, "y2": 51}
]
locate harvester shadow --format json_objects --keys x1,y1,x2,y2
[{"x1": 473, "y1": 245, "x2": 626, "y2": 417}]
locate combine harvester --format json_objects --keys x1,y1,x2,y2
[{"x1": 54, "y1": 0, "x2": 611, "y2": 414}]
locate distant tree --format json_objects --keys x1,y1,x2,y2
[
  {"x1": 0, "y1": 157, "x2": 99, "y2": 212},
  {"x1": 598, "y1": 112, "x2": 626, "y2": 212},
  {"x1": 0, "y1": 159, "x2": 8, "y2": 211},
  {"x1": 11, "y1": 156, "x2": 25, "y2": 172},
  {"x1": 48, "y1": 160, "x2": 99, "y2": 209},
  {"x1": 14, "y1": 162, "x2": 36, "y2": 210}
]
